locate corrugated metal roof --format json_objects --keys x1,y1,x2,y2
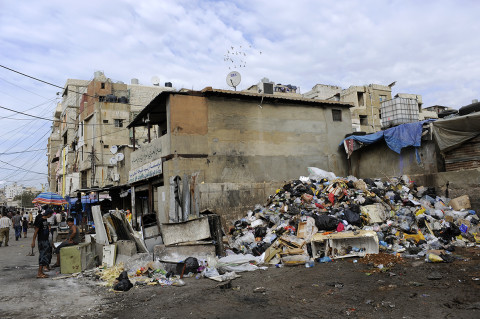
[{"x1": 444, "y1": 135, "x2": 480, "y2": 171}]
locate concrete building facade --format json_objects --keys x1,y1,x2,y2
[
  {"x1": 127, "y1": 88, "x2": 353, "y2": 227},
  {"x1": 304, "y1": 84, "x2": 437, "y2": 132},
  {"x1": 47, "y1": 72, "x2": 174, "y2": 204}
]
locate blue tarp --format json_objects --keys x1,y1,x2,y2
[{"x1": 340, "y1": 120, "x2": 435, "y2": 154}]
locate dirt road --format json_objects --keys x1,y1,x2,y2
[{"x1": 1, "y1": 228, "x2": 479, "y2": 319}]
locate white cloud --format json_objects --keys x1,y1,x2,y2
[{"x1": 1, "y1": 0, "x2": 479, "y2": 185}]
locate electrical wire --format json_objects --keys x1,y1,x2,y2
[
  {"x1": 0, "y1": 160, "x2": 48, "y2": 175},
  {"x1": 0, "y1": 148, "x2": 47, "y2": 155},
  {"x1": 0, "y1": 64, "x2": 159, "y2": 109},
  {"x1": 0, "y1": 76, "x2": 50, "y2": 99}
]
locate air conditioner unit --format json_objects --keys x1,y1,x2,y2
[{"x1": 263, "y1": 82, "x2": 274, "y2": 94}]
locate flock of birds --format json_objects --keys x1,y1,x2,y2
[{"x1": 223, "y1": 45, "x2": 262, "y2": 70}]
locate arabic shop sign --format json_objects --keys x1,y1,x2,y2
[{"x1": 128, "y1": 158, "x2": 163, "y2": 183}]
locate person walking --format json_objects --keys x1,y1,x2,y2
[
  {"x1": 31, "y1": 209, "x2": 53, "y2": 278},
  {"x1": 12, "y1": 211, "x2": 22, "y2": 241},
  {"x1": 0, "y1": 212, "x2": 12, "y2": 247},
  {"x1": 28, "y1": 211, "x2": 34, "y2": 226},
  {"x1": 22, "y1": 217, "x2": 29, "y2": 238}
]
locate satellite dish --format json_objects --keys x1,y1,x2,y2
[
  {"x1": 110, "y1": 145, "x2": 118, "y2": 154},
  {"x1": 151, "y1": 76, "x2": 160, "y2": 86},
  {"x1": 109, "y1": 157, "x2": 117, "y2": 165},
  {"x1": 115, "y1": 153, "x2": 124, "y2": 161},
  {"x1": 226, "y1": 71, "x2": 241, "y2": 90}
]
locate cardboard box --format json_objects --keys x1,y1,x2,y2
[{"x1": 449, "y1": 195, "x2": 471, "y2": 211}]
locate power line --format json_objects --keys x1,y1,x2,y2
[
  {"x1": 0, "y1": 64, "x2": 161, "y2": 109},
  {"x1": 0, "y1": 76, "x2": 51, "y2": 99},
  {"x1": 0, "y1": 160, "x2": 47, "y2": 175},
  {"x1": 0, "y1": 148, "x2": 46, "y2": 155},
  {"x1": 0, "y1": 104, "x2": 121, "y2": 126},
  {"x1": 0, "y1": 64, "x2": 64, "y2": 90}
]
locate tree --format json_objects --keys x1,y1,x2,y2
[{"x1": 13, "y1": 191, "x2": 41, "y2": 208}]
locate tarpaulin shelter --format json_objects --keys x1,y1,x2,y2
[
  {"x1": 340, "y1": 120, "x2": 435, "y2": 158},
  {"x1": 432, "y1": 112, "x2": 480, "y2": 153}
]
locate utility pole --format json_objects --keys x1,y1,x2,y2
[{"x1": 91, "y1": 145, "x2": 95, "y2": 187}]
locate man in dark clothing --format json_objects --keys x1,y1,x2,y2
[
  {"x1": 12, "y1": 212, "x2": 22, "y2": 241},
  {"x1": 31, "y1": 209, "x2": 53, "y2": 278}
]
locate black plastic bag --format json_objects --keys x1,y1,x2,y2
[
  {"x1": 314, "y1": 215, "x2": 340, "y2": 231},
  {"x1": 184, "y1": 257, "x2": 200, "y2": 274},
  {"x1": 252, "y1": 242, "x2": 270, "y2": 256},
  {"x1": 343, "y1": 209, "x2": 361, "y2": 226},
  {"x1": 254, "y1": 226, "x2": 267, "y2": 238},
  {"x1": 113, "y1": 271, "x2": 133, "y2": 291}
]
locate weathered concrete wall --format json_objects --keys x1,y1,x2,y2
[
  {"x1": 401, "y1": 169, "x2": 480, "y2": 212},
  {"x1": 205, "y1": 97, "x2": 350, "y2": 178},
  {"x1": 349, "y1": 140, "x2": 441, "y2": 178},
  {"x1": 157, "y1": 94, "x2": 352, "y2": 223}
]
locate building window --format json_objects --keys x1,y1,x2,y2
[
  {"x1": 360, "y1": 115, "x2": 368, "y2": 126},
  {"x1": 98, "y1": 96, "x2": 106, "y2": 102},
  {"x1": 357, "y1": 92, "x2": 364, "y2": 106},
  {"x1": 114, "y1": 119, "x2": 124, "y2": 128},
  {"x1": 332, "y1": 109, "x2": 342, "y2": 122},
  {"x1": 101, "y1": 83, "x2": 105, "y2": 89},
  {"x1": 379, "y1": 95, "x2": 387, "y2": 102},
  {"x1": 103, "y1": 120, "x2": 109, "y2": 124},
  {"x1": 103, "y1": 145, "x2": 109, "y2": 149}
]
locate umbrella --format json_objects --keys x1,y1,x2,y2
[{"x1": 32, "y1": 192, "x2": 68, "y2": 206}]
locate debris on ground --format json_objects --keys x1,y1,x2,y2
[{"x1": 226, "y1": 167, "x2": 479, "y2": 268}]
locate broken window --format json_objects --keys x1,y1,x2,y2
[
  {"x1": 101, "y1": 82, "x2": 105, "y2": 89},
  {"x1": 114, "y1": 119, "x2": 124, "y2": 128},
  {"x1": 360, "y1": 115, "x2": 368, "y2": 126},
  {"x1": 332, "y1": 109, "x2": 342, "y2": 122},
  {"x1": 357, "y1": 92, "x2": 364, "y2": 106}
]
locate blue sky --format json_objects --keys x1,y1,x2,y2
[{"x1": 0, "y1": 0, "x2": 479, "y2": 188}]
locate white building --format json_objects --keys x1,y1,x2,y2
[{"x1": 4, "y1": 183, "x2": 24, "y2": 199}]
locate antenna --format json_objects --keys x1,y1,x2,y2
[
  {"x1": 151, "y1": 76, "x2": 160, "y2": 86},
  {"x1": 226, "y1": 71, "x2": 241, "y2": 91},
  {"x1": 110, "y1": 145, "x2": 118, "y2": 154}
]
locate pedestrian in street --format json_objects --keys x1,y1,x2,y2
[
  {"x1": 52, "y1": 217, "x2": 79, "y2": 268},
  {"x1": 0, "y1": 212, "x2": 12, "y2": 247},
  {"x1": 12, "y1": 211, "x2": 22, "y2": 241},
  {"x1": 28, "y1": 211, "x2": 33, "y2": 226},
  {"x1": 22, "y1": 217, "x2": 28, "y2": 238},
  {"x1": 31, "y1": 209, "x2": 53, "y2": 278}
]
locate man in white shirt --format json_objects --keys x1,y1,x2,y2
[{"x1": 0, "y1": 212, "x2": 13, "y2": 247}]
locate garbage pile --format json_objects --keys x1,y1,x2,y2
[
  {"x1": 95, "y1": 254, "x2": 188, "y2": 291},
  {"x1": 227, "y1": 167, "x2": 479, "y2": 265}
]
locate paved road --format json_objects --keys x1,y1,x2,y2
[{"x1": 0, "y1": 227, "x2": 106, "y2": 319}]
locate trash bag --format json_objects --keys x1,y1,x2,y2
[
  {"x1": 254, "y1": 226, "x2": 267, "y2": 238},
  {"x1": 314, "y1": 215, "x2": 340, "y2": 231},
  {"x1": 113, "y1": 271, "x2": 133, "y2": 291},
  {"x1": 252, "y1": 242, "x2": 270, "y2": 256},
  {"x1": 184, "y1": 257, "x2": 200, "y2": 274},
  {"x1": 343, "y1": 209, "x2": 361, "y2": 226}
]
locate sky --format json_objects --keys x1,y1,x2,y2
[{"x1": 0, "y1": 0, "x2": 479, "y2": 189}]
